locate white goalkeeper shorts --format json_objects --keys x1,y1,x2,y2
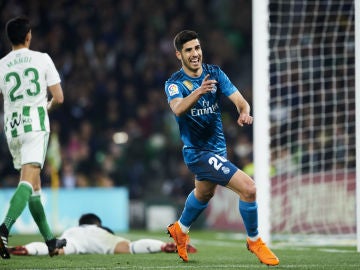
[
  {"x1": 7, "y1": 131, "x2": 49, "y2": 170},
  {"x1": 61, "y1": 225, "x2": 130, "y2": 255}
]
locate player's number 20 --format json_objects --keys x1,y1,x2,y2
[{"x1": 208, "y1": 154, "x2": 227, "y2": 171}]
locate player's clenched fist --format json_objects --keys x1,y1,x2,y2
[{"x1": 237, "y1": 113, "x2": 253, "y2": 127}]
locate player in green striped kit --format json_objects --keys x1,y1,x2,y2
[{"x1": 0, "y1": 15, "x2": 66, "y2": 259}]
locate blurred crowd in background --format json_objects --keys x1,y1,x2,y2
[{"x1": 0, "y1": 0, "x2": 254, "y2": 200}]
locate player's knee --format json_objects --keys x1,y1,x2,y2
[{"x1": 242, "y1": 183, "x2": 256, "y2": 201}]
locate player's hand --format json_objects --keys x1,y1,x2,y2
[
  {"x1": 237, "y1": 113, "x2": 253, "y2": 127},
  {"x1": 198, "y1": 74, "x2": 217, "y2": 94}
]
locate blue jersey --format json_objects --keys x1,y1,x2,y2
[{"x1": 165, "y1": 64, "x2": 237, "y2": 164}]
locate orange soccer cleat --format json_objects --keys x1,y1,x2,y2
[
  {"x1": 246, "y1": 237, "x2": 279, "y2": 266},
  {"x1": 167, "y1": 222, "x2": 189, "y2": 262}
]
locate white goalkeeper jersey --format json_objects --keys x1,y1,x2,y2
[{"x1": 0, "y1": 48, "x2": 61, "y2": 138}]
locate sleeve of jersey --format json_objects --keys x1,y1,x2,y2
[
  {"x1": 217, "y1": 69, "x2": 238, "y2": 96},
  {"x1": 44, "y1": 53, "x2": 61, "y2": 86},
  {"x1": 164, "y1": 82, "x2": 183, "y2": 103}
]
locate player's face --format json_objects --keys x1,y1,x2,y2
[{"x1": 177, "y1": 39, "x2": 203, "y2": 76}]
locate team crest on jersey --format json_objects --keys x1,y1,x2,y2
[
  {"x1": 211, "y1": 85, "x2": 217, "y2": 94},
  {"x1": 168, "y1": 84, "x2": 179, "y2": 96},
  {"x1": 222, "y1": 166, "x2": 230, "y2": 174},
  {"x1": 183, "y1": 80, "x2": 193, "y2": 91}
]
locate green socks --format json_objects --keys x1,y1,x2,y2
[
  {"x1": 3, "y1": 181, "x2": 32, "y2": 230},
  {"x1": 3, "y1": 181, "x2": 54, "y2": 241},
  {"x1": 29, "y1": 194, "x2": 54, "y2": 241}
]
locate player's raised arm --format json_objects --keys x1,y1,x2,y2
[{"x1": 169, "y1": 74, "x2": 217, "y2": 116}]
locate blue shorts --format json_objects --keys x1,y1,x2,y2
[{"x1": 186, "y1": 151, "x2": 238, "y2": 186}]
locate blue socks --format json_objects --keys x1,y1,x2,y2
[
  {"x1": 239, "y1": 200, "x2": 259, "y2": 237},
  {"x1": 178, "y1": 191, "x2": 259, "y2": 238},
  {"x1": 179, "y1": 190, "x2": 208, "y2": 227}
]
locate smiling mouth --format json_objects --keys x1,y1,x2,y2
[{"x1": 190, "y1": 58, "x2": 200, "y2": 64}]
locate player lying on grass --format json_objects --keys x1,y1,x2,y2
[{"x1": 8, "y1": 213, "x2": 197, "y2": 255}]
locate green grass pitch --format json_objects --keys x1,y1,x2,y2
[{"x1": 1, "y1": 230, "x2": 359, "y2": 269}]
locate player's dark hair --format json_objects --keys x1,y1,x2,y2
[
  {"x1": 79, "y1": 213, "x2": 102, "y2": 226},
  {"x1": 173, "y1": 30, "x2": 199, "y2": 51},
  {"x1": 6, "y1": 15, "x2": 31, "y2": 46}
]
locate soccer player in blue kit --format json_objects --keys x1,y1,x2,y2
[{"x1": 164, "y1": 30, "x2": 279, "y2": 266}]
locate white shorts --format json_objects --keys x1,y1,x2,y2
[
  {"x1": 7, "y1": 131, "x2": 49, "y2": 170},
  {"x1": 61, "y1": 225, "x2": 130, "y2": 254}
]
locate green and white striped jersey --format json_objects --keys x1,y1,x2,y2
[{"x1": 0, "y1": 48, "x2": 61, "y2": 138}]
